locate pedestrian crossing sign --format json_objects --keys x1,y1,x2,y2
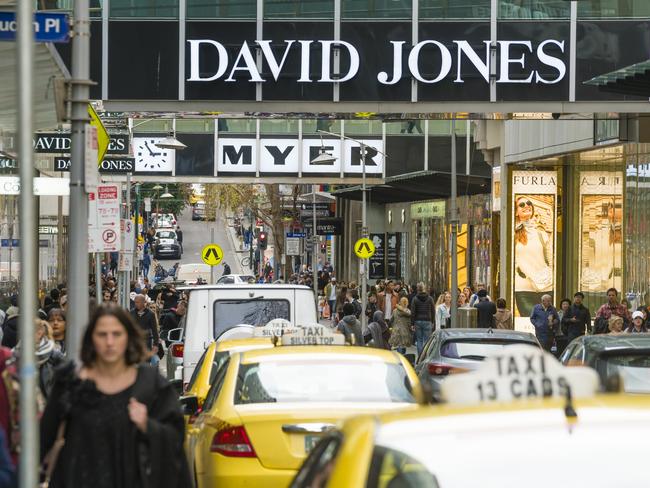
[
  {"x1": 201, "y1": 244, "x2": 223, "y2": 266},
  {"x1": 354, "y1": 237, "x2": 375, "y2": 259}
]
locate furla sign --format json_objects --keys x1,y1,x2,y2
[
  {"x1": 188, "y1": 38, "x2": 566, "y2": 86},
  {"x1": 217, "y1": 137, "x2": 383, "y2": 175}
]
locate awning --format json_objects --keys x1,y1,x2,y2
[
  {"x1": 332, "y1": 170, "x2": 490, "y2": 203},
  {"x1": 584, "y1": 59, "x2": 650, "y2": 97}
]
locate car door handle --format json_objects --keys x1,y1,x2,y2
[{"x1": 282, "y1": 423, "x2": 336, "y2": 434}]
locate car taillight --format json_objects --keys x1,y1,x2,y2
[
  {"x1": 210, "y1": 426, "x2": 256, "y2": 457},
  {"x1": 427, "y1": 362, "x2": 454, "y2": 376},
  {"x1": 171, "y1": 343, "x2": 184, "y2": 358}
]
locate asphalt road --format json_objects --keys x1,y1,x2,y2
[{"x1": 170, "y1": 208, "x2": 245, "y2": 278}]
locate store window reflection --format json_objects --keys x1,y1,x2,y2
[
  {"x1": 342, "y1": 0, "x2": 411, "y2": 19},
  {"x1": 110, "y1": 0, "x2": 178, "y2": 17},
  {"x1": 498, "y1": 0, "x2": 569, "y2": 19},
  {"x1": 578, "y1": 0, "x2": 650, "y2": 18},
  {"x1": 187, "y1": 0, "x2": 256, "y2": 18},
  {"x1": 420, "y1": 0, "x2": 490, "y2": 19},
  {"x1": 265, "y1": 0, "x2": 333, "y2": 18}
]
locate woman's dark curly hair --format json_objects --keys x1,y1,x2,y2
[{"x1": 80, "y1": 303, "x2": 146, "y2": 367}]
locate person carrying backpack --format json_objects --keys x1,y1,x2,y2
[{"x1": 336, "y1": 303, "x2": 363, "y2": 346}]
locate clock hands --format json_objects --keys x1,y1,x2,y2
[{"x1": 144, "y1": 141, "x2": 155, "y2": 156}]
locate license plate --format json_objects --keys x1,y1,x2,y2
[{"x1": 304, "y1": 435, "x2": 320, "y2": 453}]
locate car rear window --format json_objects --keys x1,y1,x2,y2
[
  {"x1": 157, "y1": 231, "x2": 175, "y2": 239},
  {"x1": 595, "y1": 353, "x2": 650, "y2": 394},
  {"x1": 213, "y1": 299, "x2": 290, "y2": 338},
  {"x1": 234, "y1": 360, "x2": 415, "y2": 404},
  {"x1": 441, "y1": 339, "x2": 537, "y2": 360}
]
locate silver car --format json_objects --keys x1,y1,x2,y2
[{"x1": 414, "y1": 328, "x2": 540, "y2": 400}]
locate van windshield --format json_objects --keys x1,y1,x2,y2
[{"x1": 213, "y1": 299, "x2": 290, "y2": 339}]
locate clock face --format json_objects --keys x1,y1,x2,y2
[{"x1": 133, "y1": 137, "x2": 175, "y2": 173}]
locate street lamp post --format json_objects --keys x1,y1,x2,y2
[
  {"x1": 450, "y1": 118, "x2": 459, "y2": 328},
  {"x1": 313, "y1": 129, "x2": 386, "y2": 332}
]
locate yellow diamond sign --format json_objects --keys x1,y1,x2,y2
[
  {"x1": 354, "y1": 238, "x2": 375, "y2": 259},
  {"x1": 201, "y1": 244, "x2": 224, "y2": 266},
  {"x1": 88, "y1": 104, "x2": 110, "y2": 165}
]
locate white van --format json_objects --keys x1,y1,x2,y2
[
  {"x1": 176, "y1": 284, "x2": 317, "y2": 383},
  {"x1": 176, "y1": 263, "x2": 211, "y2": 284}
]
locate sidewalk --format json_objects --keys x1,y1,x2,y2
[{"x1": 223, "y1": 214, "x2": 246, "y2": 275}]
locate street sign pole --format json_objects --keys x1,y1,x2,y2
[
  {"x1": 361, "y1": 145, "x2": 368, "y2": 331},
  {"x1": 210, "y1": 228, "x2": 216, "y2": 284},
  {"x1": 312, "y1": 185, "x2": 318, "y2": 304},
  {"x1": 17, "y1": 0, "x2": 38, "y2": 485},
  {"x1": 67, "y1": 0, "x2": 90, "y2": 361},
  {"x1": 450, "y1": 118, "x2": 459, "y2": 328}
]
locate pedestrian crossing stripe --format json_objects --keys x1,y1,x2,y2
[
  {"x1": 354, "y1": 237, "x2": 375, "y2": 259},
  {"x1": 201, "y1": 244, "x2": 223, "y2": 266}
]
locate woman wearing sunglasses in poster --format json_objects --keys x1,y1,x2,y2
[{"x1": 514, "y1": 195, "x2": 554, "y2": 317}]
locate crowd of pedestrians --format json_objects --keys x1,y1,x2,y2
[{"x1": 0, "y1": 266, "x2": 190, "y2": 486}]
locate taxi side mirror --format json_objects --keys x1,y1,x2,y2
[
  {"x1": 180, "y1": 395, "x2": 199, "y2": 416},
  {"x1": 167, "y1": 328, "x2": 183, "y2": 343}
]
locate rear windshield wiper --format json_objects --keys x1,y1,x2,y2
[
  {"x1": 459, "y1": 354, "x2": 486, "y2": 360},
  {"x1": 223, "y1": 296, "x2": 266, "y2": 304}
]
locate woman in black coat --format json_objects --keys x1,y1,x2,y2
[{"x1": 40, "y1": 303, "x2": 190, "y2": 488}]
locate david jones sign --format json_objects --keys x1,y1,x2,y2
[{"x1": 189, "y1": 38, "x2": 566, "y2": 85}]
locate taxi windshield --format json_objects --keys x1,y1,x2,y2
[
  {"x1": 441, "y1": 339, "x2": 536, "y2": 360},
  {"x1": 595, "y1": 353, "x2": 650, "y2": 394},
  {"x1": 234, "y1": 360, "x2": 415, "y2": 404}
]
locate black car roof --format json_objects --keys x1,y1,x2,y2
[
  {"x1": 438, "y1": 328, "x2": 537, "y2": 342},
  {"x1": 573, "y1": 334, "x2": 650, "y2": 353}
]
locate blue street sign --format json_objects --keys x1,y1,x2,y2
[
  {"x1": 0, "y1": 239, "x2": 19, "y2": 247},
  {"x1": 0, "y1": 12, "x2": 70, "y2": 43},
  {"x1": 286, "y1": 232, "x2": 306, "y2": 238}
]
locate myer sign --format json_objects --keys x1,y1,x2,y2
[
  {"x1": 217, "y1": 137, "x2": 383, "y2": 174},
  {"x1": 188, "y1": 38, "x2": 565, "y2": 86}
]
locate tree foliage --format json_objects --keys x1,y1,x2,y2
[{"x1": 139, "y1": 183, "x2": 192, "y2": 216}]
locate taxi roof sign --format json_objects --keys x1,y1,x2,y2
[
  {"x1": 254, "y1": 319, "x2": 300, "y2": 338},
  {"x1": 281, "y1": 323, "x2": 345, "y2": 346},
  {"x1": 441, "y1": 345, "x2": 599, "y2": 405}
]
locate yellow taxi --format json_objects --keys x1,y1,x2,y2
[
  {"x1": 181, "y1": 338, "x2": 274, "y2": 453},
  {"x1": 183, "y1": 337, "x2": 275, "y2": 409},
  {"x1": 185, "y1": 324, "x2": 423, "y2": 488},
  {"x1": 290, "y1": 345, "x2": 650, "y2": 487}
]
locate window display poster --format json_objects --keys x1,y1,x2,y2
[
  {"x1": 579, "y1": 171, "x2": 623, "y2": 295},
  {"x1": 511, "y1": 171, "x2": 557, "y2": 321},
  {"x1": 369, "y1": 233, "x2": 385, "y2": 280},
  {"x1": 386, "y1": 233, "x2": 401, "y2": 280}
]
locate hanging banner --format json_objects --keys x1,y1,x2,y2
[
  {"x1": 511, "y1": 171, "x2": 557, "y2": 323},
  {"x1": 118, "y1": 218, "x2": 135, "y2": 271},
  {"x1": 578, "y1": 171, "x2": 624, "y2": 296}
]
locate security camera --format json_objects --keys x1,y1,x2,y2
[{"x1": 552, "y1": 113, "x2": 561, "y2": 120}]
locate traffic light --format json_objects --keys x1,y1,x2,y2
[
  {"x1": 320, "y1": 243, "x2": 327, "y2": 254},
  {"x1": 258, "y1": 231, "x2": 268, "y2": 250}
]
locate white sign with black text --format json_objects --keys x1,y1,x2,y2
[
  {"x1": 441, "y1": 345, "x2": 599, "y2": 405},
  {"x1": 216, "y1": 137, "x2": 383, "y2": 174},
  {"x1": 88, "y1": 184, "x2": 121, "y2": 253}
]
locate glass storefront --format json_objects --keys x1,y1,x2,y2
[
  {"x1": 409, "y1": 195, "x2": 491, "y2": 296},
  {"x1": 507, "y1": 143, "x2": 650, "y2": 322}
]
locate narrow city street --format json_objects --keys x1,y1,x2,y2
[{"x1": 172, "y1": 210, "x2": 246, "y2": 276}]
